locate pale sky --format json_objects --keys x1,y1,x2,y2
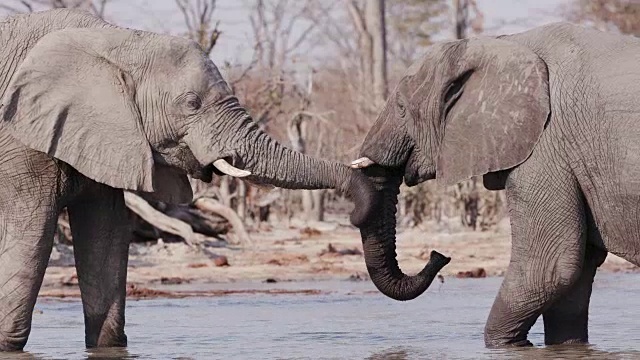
[
  {"x1": 1, "y1": 0, "x2": 570, "y2": 66},
  {"x1": 102, "y1": 0, "x2": 569, "y2": 65}
]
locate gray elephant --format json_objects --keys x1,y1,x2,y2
[
  {"x1": 0, "y1": 9, "x2": 375, "y2": 351},
  {"x1": 350, "y1": 22, "x2": 640, "y2": 347}
]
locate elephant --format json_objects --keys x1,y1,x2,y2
[
  {"x1": 0, "y1": 9, "x2": 376, "y2": 351},
  {"x1": 349, "y1": 22, "x2": 640, "y2": 347}
]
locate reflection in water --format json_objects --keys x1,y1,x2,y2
[
  {"x1": 490, "y1": 345, "x2": 640, "y2": 359},
  {"x1": 21, "y1": 273, "x2": 640, "y2": 359},
  {"x1": 0, "y1": 351, "x2": 46, "y2": 360},
  {"x1": 85, "y1": 347, "x2": 138, "y2": 359},
  {"x1": 365, "y1": 347, "x2": 409, "y2": 360},
  {"x1": 365, "y1": 344, "x2": 640, "y2": 360}
]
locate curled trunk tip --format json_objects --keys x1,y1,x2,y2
[
  {"x1": 359, "y1": 171, "x2": 451, "y2": 301},
  {"x1": 369, "y1": 250, "x2": 451, "y2": 301},
  {"x1": 427, "y1": 251, "x2": 451, "y2": 270}
]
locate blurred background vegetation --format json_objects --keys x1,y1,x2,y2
[{"x1": 1, "y1": 0, "x2": 637, "y2": 245}]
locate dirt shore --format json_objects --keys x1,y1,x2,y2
[{"x1": 40, "y1": 217, "x2": 638, "y2": 299}]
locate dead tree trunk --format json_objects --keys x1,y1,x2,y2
[
  {"x1": 348, "y1": 0, "x2": 388, "y2": 112},
  {"x1": 311, "y1": 190, "x2": 325, "y2": 222},
  {"x1": 236, "y1": 181, "x2": 247, "y2": 221},
  {"x1": 288, "y1": 111, "x2": 317, "y2": 221},
  {"x1": 366, "y1": 0, "x2": 388, "y2": 105},
  {"x1": 285, "y1": 72, "x2": 328, "y2": 223},
  {"x1": 453, "y1": 0, "x2": 468, "y2": 39}
]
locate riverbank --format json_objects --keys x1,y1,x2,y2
[{"x1": 39, "y1": 217, "x2": 638, "y2": 299}]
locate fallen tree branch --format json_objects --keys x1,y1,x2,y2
[
  {"x1": 124, "y1": 192, "x2": 251, "y2": 247},
  {"x1": 193, "y1": 197, "x2": 252, "y2": 246},
  {"x1": 123, "y1": 191, "x2": 197, "y2": 247}
]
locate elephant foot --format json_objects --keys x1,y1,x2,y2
[
  {"x1": 546, "y1": 338, "x2": 589, "y2": 346},
  {"x1": 484, "y1": 337, "x2": 533, "y2": 348},
  {"x1": 86, "y1": 332, "x2": 127, "y2": 349},
  {"x1": 0, "y1": 333, "x2": 28, "y2": 352},
  {"x1": 85, "y1": 319, "x2": 127, "y2": 349},
  {"x1": 543, "y1": 326, "x2": 589, "y2": 346},
  {"x1": 543, "y1": 320, "x2": 589, "y2": 346},
  {"x1": 484, "y1": 296, "x2": 537, "y2": 349}
]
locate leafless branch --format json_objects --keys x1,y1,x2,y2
[
  {"x1": 89, "y1": 0, "x2": 107, "y2": 18},
  {"x1": 175, "y1": 0, "x2": 221, "y2": 55},
  {"x1": 347, "y1": 1, "x2": 367, "y2": 34},
  {"x1": 0, "y1": 0, "x2": 33, "y2": 13}
]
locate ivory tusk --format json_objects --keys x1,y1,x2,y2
[
  {"x1": 350, "y1": 157, "x2": 376, "y2": 169},
  {"x1": 213, "y1": 159, "x2": 252, "y2": 178}
]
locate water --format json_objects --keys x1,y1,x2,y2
[{"x1": 11, "y1": 273, "x2": 640, "y2": 359}]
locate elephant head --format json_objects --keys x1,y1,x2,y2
[
  {"x1": 0, "y1": 25, "x2": 376, "y2": 222},
  {"x1": 350, "y1": 37, "x2": 551, "y2": 300}
]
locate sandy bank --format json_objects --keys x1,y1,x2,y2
[{"x1": 40, "y1": 217, "x2": 638, "y2": 299}]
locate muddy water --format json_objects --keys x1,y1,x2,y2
[{"x1": 11, "y1": 272, "x2": 640, "y2": 359}]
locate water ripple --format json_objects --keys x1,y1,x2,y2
[{"x1": 16, "y1": 273, "x2": 640, "y2": 359}]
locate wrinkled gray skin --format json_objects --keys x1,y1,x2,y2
[
  {"x1": 353, "y1": 22, "x2": 640, "y2": 347},
  {"x1": 0, "y1": 9, "x2": 376, "y2": 351}
]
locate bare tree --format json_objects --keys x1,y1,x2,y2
[
  {"x1": 386, "y1": 0, "x2": 448, "y2": 66},
  {"x1": 285, "y1": 72, "x2": 330, "y2": 221},
  {"x1": 565, "y1": 0, "x2": 640, "y2": 36},
  {"x1": 239, "y1": 0, "x2": 333, "y2": 223},
  {"x1": 172, "y1": 0, "x2": 252, "y2": 225},
  {"x1": 175, "y1": 0, "x2": 221, "y2": 56},
  {"x1": 347, "y1": 0, "x2": 388, "y2": 110},
  {"x1": 1, "y1": 0, "x2": 109, "y2": 18},
  {"x1": 248, "y1": 0, "x2": 318, "y2": 71},
  {"x1": 368, "y1": 0, "x2": 388, "y2": 103},
  {"x1": 452, "y1": 0, "x2": 483, "y2": 39}
]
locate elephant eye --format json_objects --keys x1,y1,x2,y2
[{"x1": 183, "y1": 93, "x2": 203, "y2": 111}]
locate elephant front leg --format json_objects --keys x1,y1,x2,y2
[
  {"x1": 484, "y1": 162, "x2": 587, "y2": 347},
  {"x1": 0, "y1": 199, "x2": 58, "y2": 350},
  {"x1": 542, "y1": 244, "x2": 607, "y2": 345},
  {"x1": 68, "y1": 186, "x2": 131, "y2": 348}
]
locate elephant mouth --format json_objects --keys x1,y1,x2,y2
[
  {"x1": 403, "y1": 151, "x2": 435, "y2": 186},
  {"x1": 190, "y1": 154, "x2": 252, "y2": 183},
  {"x1": 352, "y1": 149, "x2": 434, "y2": 187},
  {"x1": 192, "y1": 157, "x2": 274, "y2": 190},
  {"x1": 190, "y1": 163, "x2": 215, "y2": 183}
]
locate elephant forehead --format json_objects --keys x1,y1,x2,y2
[{"x1": 151, "y1": 52, "x2": 231, "y2": 98}]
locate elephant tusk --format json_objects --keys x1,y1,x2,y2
[
  {"x1": 350, "y1": 157, "x2": 376, "y2": 169},
  {"x1": 213, "y1": 159, "x2": 252, "y2": 178}
]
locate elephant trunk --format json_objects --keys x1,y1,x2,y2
[
  {"x1": 359, "y1": 169, "x2": 450, "y2": 301},
  {"x1": 243, "y1": 124, "x2": 347, "y2": 190},
  {"x1": 211, "y1": 102, "x2": 379, "y2": 226}
]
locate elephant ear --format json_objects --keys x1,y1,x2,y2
[
  {"x1": 1, "y1": 28, "x2": 154, "y2": 192},
  {"x1": 436, "y1": 38, "x2": 550, "y2": 187}
]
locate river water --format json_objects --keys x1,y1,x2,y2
[{"x1": 10, "y1": 272, "x2": 640, "y2": 359}]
